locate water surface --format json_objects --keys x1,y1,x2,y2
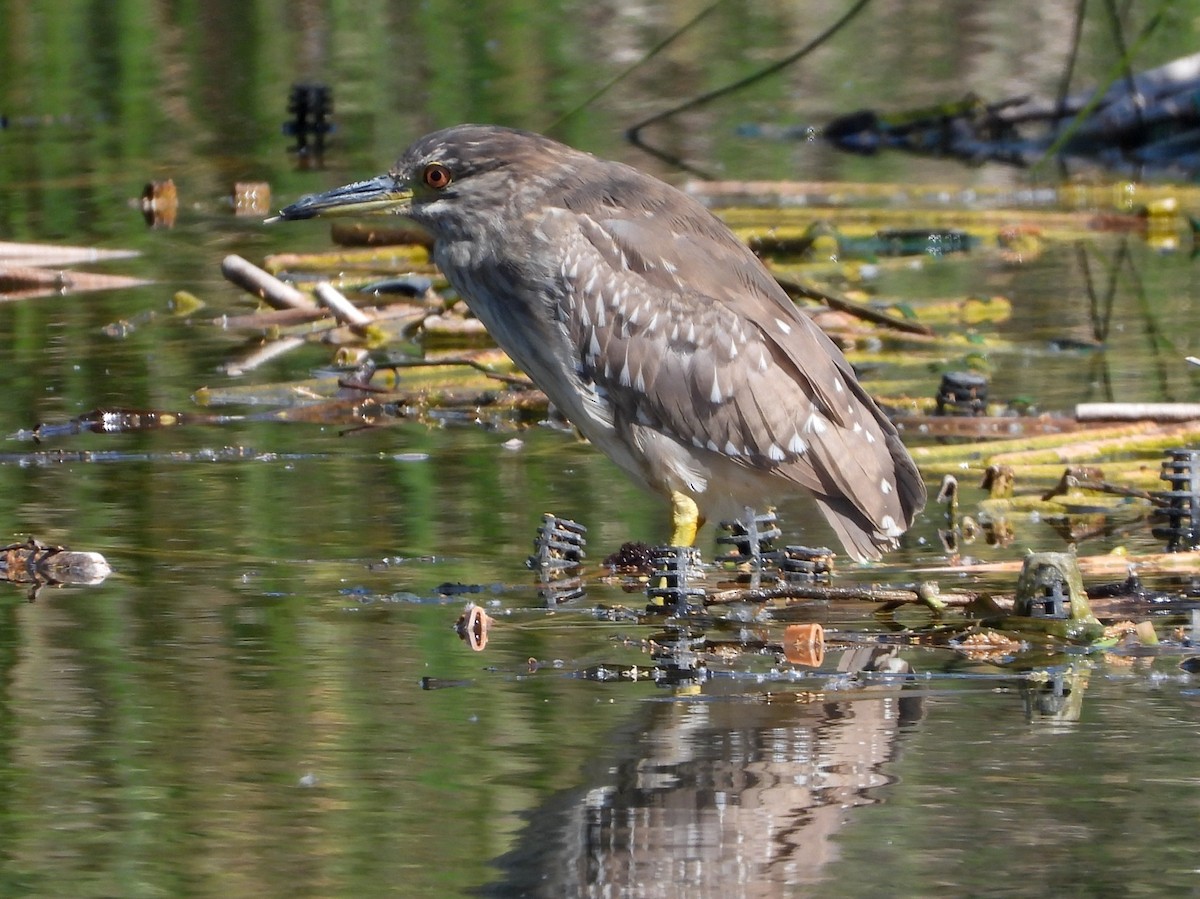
[{"x1": 3, "y1": 3, "x2": 1200, "y2": 896}]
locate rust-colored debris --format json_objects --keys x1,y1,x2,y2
[
  {"x1": 141, "y1": 179, "x2": 178, "y2": 228},
  {"x1": 232, "y1": 182, "x2": 271, "y2": 217},
  {"x1": 783, "y1": 622, "x2": 825, "y2": 667},
  {"x1": 455, "y1": 603, "x2": 494, "y2": 651}
]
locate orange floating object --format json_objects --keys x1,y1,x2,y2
[{"x1": 783, "y1": 622, "x2": 825, "y2": 668}]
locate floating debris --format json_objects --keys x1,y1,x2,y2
[
  {"x1": 454, "y1": 602, "x2": 493, "y2": 652},
  {"x1": 284, "y1": 82, "x2": 333, "y2": 165},
  {"x1": 221, "y1": 254, "x2": 317, "y2": 310},
  {"x1": 715, "y1": 508, "x2": 783, "y2": 582},
  {"x1": 646, "y1": 546, "x2": 706, "y2": 614},
  {"x1": 528, "y1": 514, "x2": 587, "y2": 605},
  {"x1": 952, "y1": 630, "x2": 1025, "y2": 662},
  {"x1": 232, "y1": 181, "x2": 271, "y2": 217},
  {"x1": 328, "y1": 221, "x2": 435, "y2": 250},
  {"x1": 603, "y1": 541, "x2": 656, "y2": 575},
  {"x1": 782, "y1": 622, "x2": 825, "y2": 667},
  {"x1": 2, "y1": 537, "x2": 111, "y2": 598},
  {"x1": 0, "y1": 238, "x2": 151, "y2": 303},
  {"x1": 527, "y1": 514, "x2": 587, "y2": 575},
  {"x1": 0, "y1": 241, "x2": 139, "y2": 268},
  {"x1": 1076, "y1": 402, "x2": 1200, "y2": 422},
  {"x1": 420, "y1": 676, "x2": 474, "y2": 690},
  {"x1": 1152, "y1": 448, "x2": 1200, "y2": 552},
  {"x1": 936, "y1": 371, "x2": 989, "y2": 417},
  {"x1": 780, "y1": 545, "x2": 834, "y2": 583},
  {"x1": 28, "y1": 408, "x2": 199, "y2": 442},
  {"x1": 141, "y1": 179, "x2": 178, "y2": 228},
  {"x1": 313, "y1": 281, "x2": 381, "y2": 339}
]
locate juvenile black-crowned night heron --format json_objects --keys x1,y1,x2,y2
[{"x1": 274, "y1": 124, "x2": 926, "y2": 560}]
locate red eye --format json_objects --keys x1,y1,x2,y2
[{"x1": 423, "y1": 163, "x2": 452, "y2": 189}]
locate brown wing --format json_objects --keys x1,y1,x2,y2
[{"x1": 537, "y1": 182, "x2": 924, "y2": 555}]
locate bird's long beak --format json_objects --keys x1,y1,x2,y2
[{"x1": 266, "y1": 174, "x2": 412, "y2": 222}]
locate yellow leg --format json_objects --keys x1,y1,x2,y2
[{"x1": 669, "y1": 491, "x2": 703, "y2": 546}]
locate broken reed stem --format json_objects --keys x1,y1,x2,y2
[
  {"x1": 314, "y1": 281, "x2": 374, "y2": 332},
  {"x1": 221, "y1": 254, "x2": 317, "y2": 310}
]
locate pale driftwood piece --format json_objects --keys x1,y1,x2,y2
[
  {"x1": 221, "y1": 254, "x2": 317, "y2": 310},
  {"x1": 314, "y1": 281, "x2": 374, "y2": 332},
  {"x1": 0, "y1": 264, "x2": 152, "y2": 301},
  {"x1": 222, "y1": 336, "x2": 307, "y2": 377},
  {"x1": 0, "y1": 241, "x2": 140, "y2": 265},
  {"x1": 1076, "y1": 402, "x2": 1200, "y2": 422}
]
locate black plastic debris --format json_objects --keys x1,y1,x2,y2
[
  {"x1": 936, "y1": 371, "x2": 989, "y2": 416},
  {"x1": 1152, "y1": 448, "x2": 1200, "y2": 552},
  {"x1": 359, "y1": 275, "x2": 435, "y2": 298},
  {"x1": 646, "y1": 546, "x2": 706, "y2": 615},
  {"x1": 647, "y1": 628, "x2": 708, "y2": 685},
  {"x1": 716, "y1": 509, "x2": 783, "y2": 582},
  {"x1": 527, "y1": 514, "x2": 587, "y2": 605},
  {"x1": 527, "y1": 514, "x2": 587, "y2": 574},
  {"x1": 1014, "y1": 551, "x2": 1088, "y2": 620},
  {"x1": 284, "y1": 83, "x2": 333, "y2": 164},
  {"x1": 780, "y1": 545, "x2": 834, "y2": 583}
]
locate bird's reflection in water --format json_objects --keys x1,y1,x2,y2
[{"x1": 484, "y1": 647, "x2": 924, "y2": 897}]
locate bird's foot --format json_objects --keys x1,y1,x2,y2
[{"x1": 669, "y1": 492, "x2": 703, "y2": 547}]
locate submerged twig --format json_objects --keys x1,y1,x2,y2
[
  {"x1": 707, "y1": 582, "x2": 920, "y2": 605},
  {"x1": 776, "y1": 273, "x2": 935, "y2": 336},
  {"x1": 626, "y1": 0, "x2": 874, "y2": 174}
]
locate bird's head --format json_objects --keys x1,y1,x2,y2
[{"x1": 269, "y1": 124, "x2": 574, "y2": 239}]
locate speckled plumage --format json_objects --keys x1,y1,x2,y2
[{"x1": 279, "y1": 124, "x2": 926, "y2": 560}]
